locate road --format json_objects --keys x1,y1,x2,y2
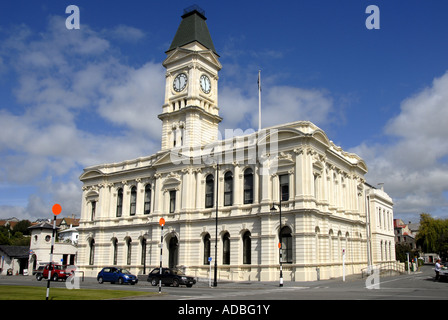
[{"x1": 1, "y1": 265, "x2": 447, "y2": 300}]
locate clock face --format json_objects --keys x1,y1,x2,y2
[
  {"x1": 173, "y1": 73, "x2": 187, "y2": 92},
  {"x1": 200, "y1": 74, "x2": 211, "y2": 94}
]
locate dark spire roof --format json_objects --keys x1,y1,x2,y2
[{"x1": 167, "y1": 5, "x2": 218, "y2": 55}]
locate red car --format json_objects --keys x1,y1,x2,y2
[{"x1": 36, "y1": 264, "x2": 74, "y2": 281}]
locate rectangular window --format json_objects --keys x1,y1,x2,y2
[
  {"x1": 169, "y1": 190, "x2": 176, "y2": 213},
  {"x1": 91, "y1": 201, "x2": 96, "y2": 221},
  {"x1": 280, "y1": 174, "x2": 289, "y2": 201},
  {"x1": 144, "y1": 185, "x2": 151, "y2": 214}
]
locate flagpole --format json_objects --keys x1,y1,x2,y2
[{"x1": 258, "y1": 70, "x2": 261, "y2": 131}]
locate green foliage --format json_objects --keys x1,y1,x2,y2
[
  {"x1": 0, "y1": 226, "x2": 11, "y2": 245},
  {"x1": 416, "y1": 213, "x2": 448, "y2": 259},
  {"x1": 0, "y1": 222, "x2": 32, "y2": 246},
  {"x1": 395, "y1": 243, "x2": 418, "y2": 263},
  {"x1": 0, "y1": 285, "x2": 155, "y2": 300},
  {"x1": 12, "y1": 220, "x2": 31, "y2": 236}
]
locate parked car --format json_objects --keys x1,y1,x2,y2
[
  {"x1": 147, "y1": 268, "x2": 196, "y2": 287},
  {"x1": 97, "y1": 267, "x2": 138, "y2": 285},
  {"x1": 36, "y1": 264, "x2": 72, "y2": 281},
  {"x1": 34, "y1": 265, "x2": 45, "y2": 278}
]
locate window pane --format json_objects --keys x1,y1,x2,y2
[
  {"x1": 244, "y1": 169, "x2": 253, "y2": 204},
  {"x1": 205, "y1": 175, "x2": 214, "y2": 208},
  {"x1": 280, "y1": 174, "x2": 289, "y2": 201},
  {"x1": 116, "y1": 189, "x2": 123, "y2": 217},
  {"x1": 130, "y1": 187, "x2": 137, "y2": 216},
  {"x1": 170, "y1": 190, "x2": 176, "y2": 213},
  {"x1": 144, "y1": 185, "x2": 151, "y2": 214},
  {"x1": 224, "y1": 172, "x2": 233, "y2": 206}
]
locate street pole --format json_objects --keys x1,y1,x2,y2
[
  {"x1": 279, "y1": 186, "x2": 283, "y2": 287},
  {"x1": 159, "y1": 218, "x2": 165, "y2": 294},
  {"x1": 213, "y1": 161, "x2": 219, "y2": 287},
  {"x1": 46, "y1": 204, "x2": 61, "y2": 301}
]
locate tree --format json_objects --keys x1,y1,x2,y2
[
  {"x1": 12, "y1": 220, "x2": 31, "y2": 236},
  {"x1": 416, "y1": 213, "x2": 448, "y2": 260},
  {"x1": 0, "y1": 226, "x2": 11, "y2": 245}
]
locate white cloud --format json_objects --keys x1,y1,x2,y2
[
  {"x1": 0, "y1": 16, "x2": 164, "y2": 220},
  {"x1": 219, "y1": 83, "x2": 335, "y2": 131},
  {"x1": 351, "y1": 71, "x2": 448, "y2": 221},
  {"x1": 107, "y1": 25, "x2": 146, "y2": 43}
]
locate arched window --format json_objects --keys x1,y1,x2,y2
[
  {"x1": 144, "y1": 184, "x2": 151, "y2": 214},
  {"x1": 280, "y1": 226, "x2": 293, "y2": 264},
  {"x1": 126, "y1": 237, "x2": 132, "y2": 265},
  {"x1": 130, "y1": 186, "x2": 137, "y2": 216},
  {"x1": 243, "y1": 231, "x2": 251, "y2": 265},
  {"x1": 243, "y1": 168, "x2": 254, "y2": 204},
  {"x1": 203, "y1": 234, "x2": 211, "y2": 265},
  {"x1": 224, "y1": 171, "x2": 233, "y2": 206},
  {"x1": 205, "y1": 174, "x2": 214, "y2": 208},
  {"x1": 89, "y1": 238, "x2": 95, "y2": 265},
  {"x1": 116, "y1": 188, "x2": 123, "y2": 217},
  {"x1": 222, "y1": 232, "x2": 230, "y2": 265}
]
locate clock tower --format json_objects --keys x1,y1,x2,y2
[{"x1": 159, "y1": 6, "x2": 222, "y2": 151}]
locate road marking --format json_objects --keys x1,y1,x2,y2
[{"x1": 178, "y1": 286, "x2": 310, "y2": 300}]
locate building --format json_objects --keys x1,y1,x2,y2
[
  {"x1": 394, "y1": 219, "x2": 417, "y2": 250},
  {"x1": 0, "y1": 245, "x2": 29, "y2": 275},
  {"x1": 77, "y1": 6, "x2": 396, "y2": 281},
  {"x1": 58, "y1": 225, "x2": 79, "y2": 245},
  {"x1": 27, "y1": 222, "x2": 77, "y2": 272}
]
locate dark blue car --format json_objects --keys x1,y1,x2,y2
[{"x1": 97, "y1": 267, "x2": 138, "y2": 285}]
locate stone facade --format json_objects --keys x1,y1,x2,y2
[{"x1": 77, "y1": 7, "x2": 395, "y2": 281}]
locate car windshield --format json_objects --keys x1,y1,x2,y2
[{"x1": 119, "y1": 269, "x2": 131, "y2": 275}]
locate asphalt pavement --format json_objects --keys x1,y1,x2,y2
[{"x1": 1, "y1": 265, "x2": 447, "y2": 301}]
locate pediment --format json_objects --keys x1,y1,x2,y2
[
  {"x1": 163, "y1": 46, "x2": 221, "y2": 70},
  {"x1": 312, "y1": 129, "x2": 331, "y2": 147},
  {"x1": 79, "y1": 169, "x2": 104, "y2": 181},
  {"x1": 152, "y1": 151, "x2": 175, "y2": 167}
]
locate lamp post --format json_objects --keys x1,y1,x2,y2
[
  {"x1": 270, "y1": 196, "x2": 283, "y2": 287},
  {"x1": 213, "y1": 161, "x2": 219, "y2": 287}
]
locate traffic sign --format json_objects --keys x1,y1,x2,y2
[
  {"x1": 52, "y1": 204, "x2": 62, "y2": 216},
  {"x1": 159, "y1": 218, "x2": 165, "y2": 226},
  {"x1": 208, "y1": 257, "x2": 212, "y2": 262}
]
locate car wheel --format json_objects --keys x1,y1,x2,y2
[
  {"x1": 172, "y1": 279, "x2": 179, "y2": 287},
  {"x1": 52, "y1": 274, "x2": 59, "y2": 281},
  {"x1": 36, "y1": 274, "x2": 42, "y2": 281},
  {"x1": 98, "y1": 277, "x2": 104, "y2": 284},
  {"x1": 151, "y1": 278, "x2": 158, "y2": 286},
  {"x1": 118, "y1": 277, "x2": 124, "y2": 285}
]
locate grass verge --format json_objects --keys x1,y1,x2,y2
[{"x1": 0, "y1": 285, "x2": 157, "y2": 300}]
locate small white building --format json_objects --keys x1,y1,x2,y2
[
  {"x1": 28, "y1": 222, "x2": 77, "y2": 272},
  {"x1": 0, "y1": 245, "x2": 29, "y2": 275},
  {"x1": 58, "y1": 226, "x2": 79, "y2": 245}
]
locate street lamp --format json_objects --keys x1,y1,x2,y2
[
  {"x1": 213, "y1": 160, "x2": 219, "y2": 287},
  {"x1": 270, "y1": 199, "x2": 283, "y2": 287}
]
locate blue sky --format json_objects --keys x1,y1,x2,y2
[{"x1": 0, "y1": 0, "x2": 448, "y2": 223}]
